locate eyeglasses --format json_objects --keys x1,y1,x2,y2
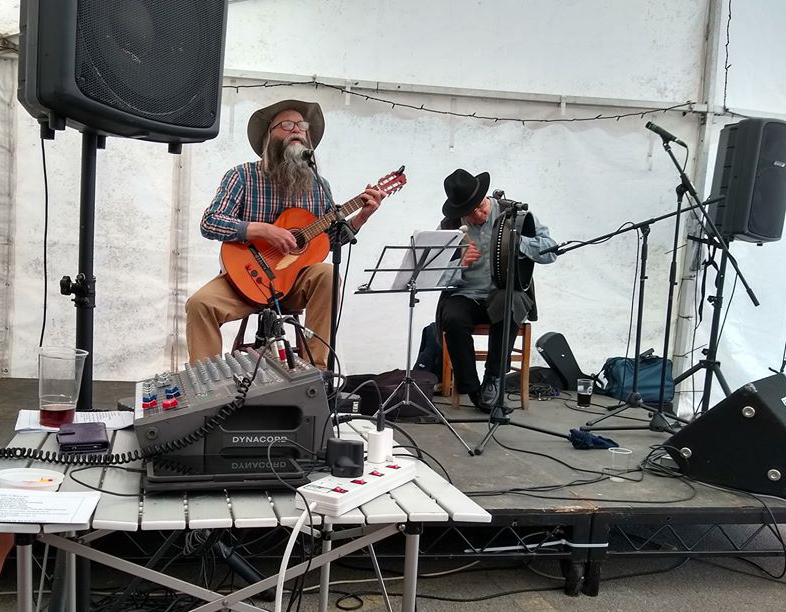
[{"x1": 270, "y1": 120, "x2": 309, "y2": 132}]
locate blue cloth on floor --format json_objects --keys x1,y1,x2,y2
[{"x1": 569, "y1": 429, "x2": 619, "y2": 450}]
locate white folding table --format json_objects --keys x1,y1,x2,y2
[{"x1": 2, "y1": 419, "x2": 490, "y2": 612}]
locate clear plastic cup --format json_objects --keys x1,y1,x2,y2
[
  {"x1": 38, "y1": 347, "x2": 88, "y2": 428},
  {"x1": 608, "y1": 447, "x2": 633, "y2": 482}
]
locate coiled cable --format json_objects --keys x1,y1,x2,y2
[{"x1": 0, "y1": 373, "x2": 254, "y2": 468}]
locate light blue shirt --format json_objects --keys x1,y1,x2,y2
[{"x1": 446, "y1": 198, "x2": 557, "y2": 299}]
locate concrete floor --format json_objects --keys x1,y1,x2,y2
[{"x1": 0, "y1": 377, "x2": 784, "y2": 611}]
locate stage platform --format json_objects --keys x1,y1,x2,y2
[
  {"x1": 0, "y1": 378, "x2": 783, "y2": 599},
  {"x1": 400, "y1": 390, "x2": 786, "y2": 595}
]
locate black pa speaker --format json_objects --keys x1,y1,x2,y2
[
  {"x1": 535, "y1": 332, "x2": 589, "y2": 391},
  {"x1": 665, "y1": 374, "x2": 786, "y2": 496},
  {"x1": 710, "y1": 118, "x2": 786, "y2": 243},
  {"x1": 18, "y1": 0, "x2": 228, "y2": 146}
]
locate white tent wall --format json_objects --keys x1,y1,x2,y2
[
  {"x1": 223, "y1": 0, "x2": 706, "y2": 103},
  {"x1": 1, "y1": 0, "x2": 784, "y2": 394}
]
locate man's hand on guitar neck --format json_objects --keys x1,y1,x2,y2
[
  {"x1": 247, "y1": 222, "x2": 298, "y2": 254},
  {"x1": 351, "y1": 184, "x2": 386, "y2": 231}
]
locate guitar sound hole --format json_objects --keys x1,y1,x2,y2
[{"x1": 290, "y1": 230, "x2": 307, "y2": 253}]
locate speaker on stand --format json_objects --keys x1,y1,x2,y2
[
  {"x1": 17, "y1": 0, "x2": 228, "y2": 411},
  {"x1": 674, "y1": 118, "x2": 786, "y2": 413},
  {"x1": 711, "y1": 118, "x2": 786, "y2": 244}
]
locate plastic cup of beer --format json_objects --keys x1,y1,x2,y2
[
  {"x1": 38, "y1": 347, "x2": 88, "y2": 428},
  {"x1": 608, "y1": 447, "x2": 633, "y2": 482},
  {"x1": 576, "y1": 378, "x2": 594, "y2": 407}
]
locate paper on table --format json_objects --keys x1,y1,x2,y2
[
  {"x1": 0, "y1": 489, "x2": 100, "y2": 524},
  {"x1": 15, "y1": 410, "x2": 134, "y2": 433}
]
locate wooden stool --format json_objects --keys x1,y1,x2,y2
[
  {"x1": 232, "y1": 309, "x2": 306, "y2": 356},
  {"x1": 441, "y1": 322, "x2": 531, "y2": 410}
]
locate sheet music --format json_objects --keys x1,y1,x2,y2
[
  {"x1": 0, "y1": 490, "x2": 100, "y2": 524},
  {"x1": 389, "y1": 230, "x2": 464, "y2": 290}
]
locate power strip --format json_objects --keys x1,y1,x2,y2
[{"x1": 295, "y1": 458, "x2": 416, "y2": 516}]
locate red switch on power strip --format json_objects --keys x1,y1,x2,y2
[{"x1": 351, "y1": 479, "x2": 367, "y2": 485}]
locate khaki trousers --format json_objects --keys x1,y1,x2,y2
[{"x1": 186, "y1": 263, "x2": 334, "y2": 368}]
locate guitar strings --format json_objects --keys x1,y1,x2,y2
[{"x1": 253, "y1": 193, "x2": 367, "y2": 261}]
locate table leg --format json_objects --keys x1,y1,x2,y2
[
  {"x1": 66, "y1": 548, "x2": 76, "y2": 612},
  {"x1": 15, "y1": 534, "x2": 34, "y2": 612},
  {"x1": 318, "y1": 524, "x2": 332, "y2": 612},
  {"x1": 401, "y1": 526, "x2": 421, "y2": 612}
]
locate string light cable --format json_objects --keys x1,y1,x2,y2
[{"x1": 223, "y1": 77, "x2": 698, "y2": 126}]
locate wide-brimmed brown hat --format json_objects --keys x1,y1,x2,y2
[
  {"x1": 247, "y1": 99, "x2": 325, "y2": 157},
  {"x1": 442, "y1": 169, "x2": 490, "y2": 219}
]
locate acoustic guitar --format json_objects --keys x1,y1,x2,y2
[{"x1": 220, "y1": 166, "x2": 407, "y2": 305}]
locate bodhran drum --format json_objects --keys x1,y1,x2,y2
[{"x1": 490, "y1": 210, "x2": 536, "y2": 291}]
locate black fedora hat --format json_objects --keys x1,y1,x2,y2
[
  {"x1": 442, "y1": 169, "x2": 490, "y2": 219},
  {"x1": 247, "y1": 99, "x2": 325, "y2": 157}
]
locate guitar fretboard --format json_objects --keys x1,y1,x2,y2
[{"x1": 298, "y1": 195, "x2": 366, "y2": 241}]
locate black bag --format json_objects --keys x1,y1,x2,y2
[
  {"x1": 413, "y1": 322, "x2": 442, "y2": 377},
  {"x1": 344, "y1": 369, "x2": 439, "y2": 422}
]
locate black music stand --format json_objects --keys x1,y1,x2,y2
[{"x1": 357, "y1": 231, "x2": 475, "y2": 455}]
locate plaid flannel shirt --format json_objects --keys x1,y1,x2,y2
[{"x1": 201, "y1": 160, "x2": 333, "y2": 242}]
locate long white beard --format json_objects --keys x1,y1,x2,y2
[{"x1": 269, "y1": 138, "x2": 313, "y2": 197}]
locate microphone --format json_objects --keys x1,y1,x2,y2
[
  {"x1": 301, "y1": 148, "x2": 314, "y2": 162},
  {"x1": 645, "y1": 122, "x2": 687, "y2": 148}
]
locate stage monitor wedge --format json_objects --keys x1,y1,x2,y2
[
  {"x1": 665, "y1": 374, "x2": 786, "y2": 497},
  {"x1": 710, "y1": 118, "x2": 786, "y2": 243},
  {"x1": 17, "y1": 0, "x2": 228, "y2": 146}
]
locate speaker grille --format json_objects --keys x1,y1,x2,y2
[
  {"x1": 74, "y1": 0, "x2": 224, "y2": 128},
  {"x1": 711, "y1": 119, "x2": 786, "y2": 243},
  {"x1": 750, "y1": 122, "x2": 786, "y2": 240}
]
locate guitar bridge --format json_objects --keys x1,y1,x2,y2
[{"x1": 248, "y1": 244, "x2": 275, "y2": 280}]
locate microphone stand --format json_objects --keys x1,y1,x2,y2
[
  {"x1": 473, "y1": 201, "x2": 524, "y2": 455},
  {"x1": 540, "y1": 200, "x2": 714, "y2": 433},
  {"x1": 307, "y1": 154, "x2": 356, "y2": 395},
  {"x1": 655, "y1": 138, "x2": 759, "y2": 415}
]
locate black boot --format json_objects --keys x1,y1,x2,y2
[
  {"x1": 481, "y1": 375, "x2": 513, "y2": 414},
  {"x1": 468, "y1": 388, "x2": 486, "y2": 412},
  {"x1": 480, "y1": 374, "x2": 500, "y2": 406}
]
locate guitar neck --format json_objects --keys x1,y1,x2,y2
[{"x1": 300, "y1": 195, "x2": 365, "y2": 242}]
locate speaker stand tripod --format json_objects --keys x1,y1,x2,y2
[{"x1": 671, "y1": 236, "x2": 734, "y2": 411}]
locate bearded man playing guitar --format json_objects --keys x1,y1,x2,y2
[
  {"x1": 186, "y1": 99, "x2": 386, "y2": 368},
  {"x1": 437, "y1": 169, "x2": 557, "y2": 413}
]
